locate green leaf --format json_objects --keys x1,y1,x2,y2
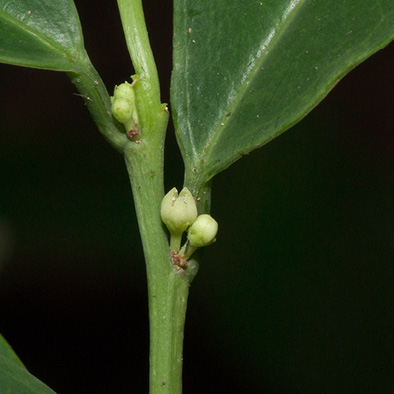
[
  {"x1": 172, "y1": 0, "x2": 394, "y2": 192},
  {"x1": 0, "y1": 0, "x2": 87, "y2": 71},
  {"x1": 0, "y1": 356, "x2": 56, "y2": 394},
  {"x1": 0, "y1": 334, "x2": 56, "y2": 393},
  {"x1": 0, "y1": 333, "x2": 25, "y2": 368}
]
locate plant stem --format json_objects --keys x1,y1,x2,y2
[
  {"x1": 67, "y1": 2, "x2": 197, "y2": 391},
  {"x1": 170, "y1": 233, "x2": 183, "y2": 252},
  {"x1": 110, "y1": 2, "x2": 204, "y2": 392},
  {"x1": 124, "y1": 138, "x2": 192, "y2": 394},
  {"x1": 117, "y1": 0, "x2": 162, "y2": 130},
  {"x1": 67, "y1": 62, "x2": 128, "y2": 152},
  {"x1": 184, "y1": 177, "x2": 213, "y2": 215}
]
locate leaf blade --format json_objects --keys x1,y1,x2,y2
[
  {"x1": 0, "y1": 0, "x2": 87, "y2": 71},
  {"x1": 0, "y1": 355, "x2": 57, "y2": 394},
  {"x1": 0, "y1": 333, "x2": 25, "y2": 369},
  {"x1": 172, "y1": 0, "x2": 394, "y2": 191}
]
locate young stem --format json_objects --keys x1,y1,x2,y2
[
  {"x1": 124, "y1": 139, "x2": 191, "y2": 394},
  {"x1": 67, "y1": 62, "x2": 128, "y2": 152},
  {"x1": 170, "y1": 233, "x2": 183, "y2": 252},
  {"x1": 106, "y1": 2, "x2": 206, "y2": 392},
  {"x1": 117, "y1": 0, "x2": 162, "y2": 131}
]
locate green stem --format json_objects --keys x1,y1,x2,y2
[
  {"x1": 117, "y1": 0, "x2": 162, "y2": 132},
  {"x1": 180, "y1": 243, "x2": 197, "y2": 261},
  {"x1": 124, "y1": 138, "x2": 192, "y2": 394},
  {"x1": 170, "y1": 233, "x2": 183, "y2": 252},
  {"x1": 75, "y1": 2, "x2": 203, "y2": 392},
  {"x1": 116, "y1": 0, "x2": 193, "y2": 391},
  {"x1": 184, "y1": 178, "x2": 213, "y2": 215},
  {"x1": 67, "y1": 62, "x2": 128, "y2": 152}
]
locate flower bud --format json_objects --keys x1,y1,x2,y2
[
  {"x1": 111, "y1": 98, "x2": 134, "y2": 124},
  {"x1": 187, "y1": 214, "x2": 218, "y2": 247},
  {"x1": 110, "y1": 82, "x2": 138, "y2": 131},
  {"x1": 113, "y1": 82, "x2": 135, "y2": 101},
  {"x1": 161, "y1": 187, "x2": 197, "y2": 235}
]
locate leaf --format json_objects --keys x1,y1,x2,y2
[
  {"x1": 0, "y1": 333, "x2": 25, "y2": 368},
  {"x1": 171, "y1": 0, "x2": 394, "y2": 192},
  {"x1": 0, "y1": 334, "x2": 57, "y2": 393},
  {"x1": 0, "y1": 0, "x2": 87, "y2": 71},
  {"x1": 0, "y1": 355, "x2": 57, "y2": 394},
  {"x1": 0, "y1": 334, "x2": 56, "y2": 393}
]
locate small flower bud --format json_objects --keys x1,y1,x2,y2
[
  {"x1": 110, "y1": 82, "x2": 139, "y2": 132},
  {"x1": 111, "y1": 98, "x2": 134, "y2": 124},
  {"x1": 161, "y1": 187, "x2": 197, "y2": 235},
  {"x1": 187, "y1": 214, "x2": 218, "y2": 247},
  {"x1": 113, "y1": 82, "x2": 135, "y2": 101}
]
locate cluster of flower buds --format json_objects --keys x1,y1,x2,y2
[
  {"x1": 110, "y1": 81, "x2": 139, "y2": 138},
  {"x1": 161, "y1": 187, "x2": 218, "y2": 262}
]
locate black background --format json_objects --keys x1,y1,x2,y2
[{"x1": 0, "y1": 1, "x2": 393, "y2": 393}]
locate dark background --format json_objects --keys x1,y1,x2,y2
[{"x1": 0, "y1": 1, "x2": 393, "y2": 393}]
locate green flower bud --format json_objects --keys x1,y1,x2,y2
[
  {"x1": 187, "y1": 214, "x2": 218, "y2": 247},
  {"x1": 113, "y1": 82, "x2": 135, "y2": 101},
  {"x1": 111, "y1": 98, "x2": 134, "y2": 124},
  {"x1": 110, "y1": 82, "x2": 139, "y2": 133},
  {"x1": 161, "y1": 187, "x2": 197, "y2": 235}
]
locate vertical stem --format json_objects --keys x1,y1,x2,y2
[
  {"x1": 117, "y1": 0, "x2": 162, "y2": 132},
  {"x1": 117, "y1": 0, "x2": 160, "y2": 88},
  {"x1": 69, "y1": 2, "x2": 192, "y2": 392},
  {"x1": 184, "y1": 176, "x2": 213, "y2": 215},
  {"x1": 124, "y1": 141, "x2": 190, "y2": 394},
  {"x1": 170, "y1": 233, "x2": 183, "y2": 252},
  {"x1": 117, "y1": 2, "x2": 197, "y2": 392}
]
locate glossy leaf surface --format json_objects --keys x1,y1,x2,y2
[
  {"x1": 172, "y1": 0, "x2": 394, "y2": 191},
  {"x1": 0, "y1": 0, "x2": 87, "y2": 71}
]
